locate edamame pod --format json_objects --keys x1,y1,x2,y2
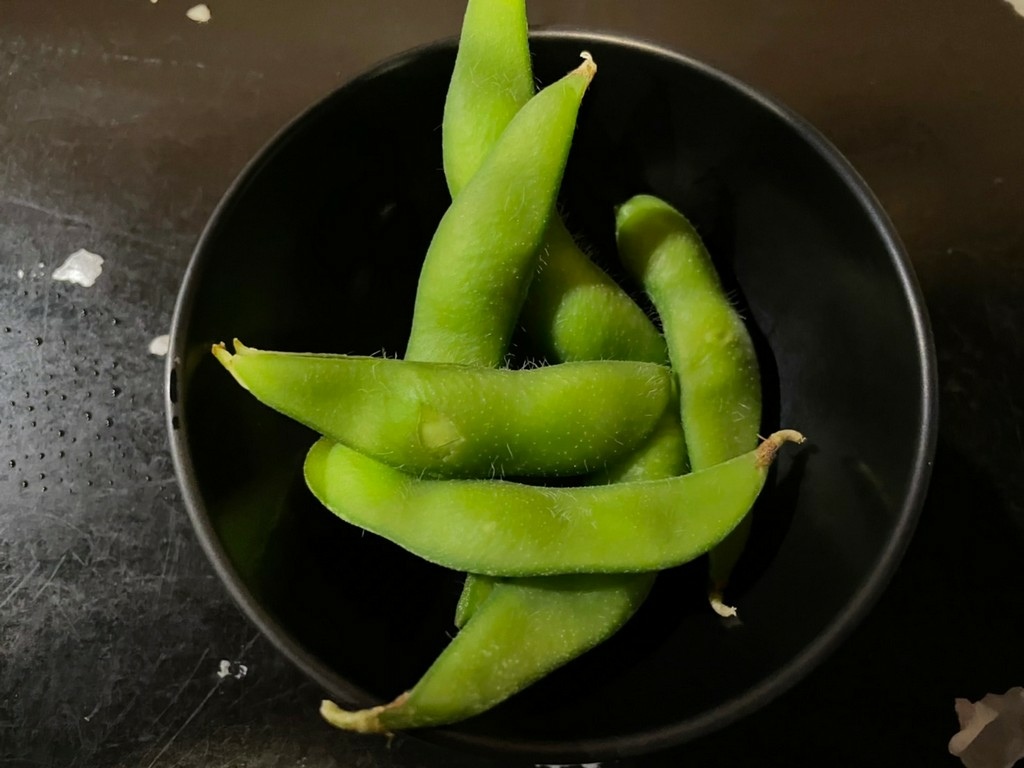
[
  {"x1": 404, "y1": 53, "x2": 596, "y2": 366},
  {"x1": 402, "y1": 8, "x2": 659, "y2": 720},
  {"x1": 442, "y1": 0, "x2": 666, "y2": 365},
  {"x1": 321, "y1": 572, "x2": 654, "y2": 733},
  {"x1": 304, "y1": 430, "x2": 803, "y2": 577},
  {"x1": 453, "y1": 573, "x2": 495, "y2": 629},
  {"x1": 615, "y1": 194, "x2": 763, "y2": 615},
  {"x1": 213, "y1": 339, "x2": 673, "y2": 477},
  {"x1": 521, "y1": 217, "x2": 669, "y2": 364},
  {"x1": 441, "y1": 0, "x2": 534, "y2": 197}
]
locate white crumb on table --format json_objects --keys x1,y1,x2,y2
[
  {"x1": 52, "y1": 249, "x2": 104, "y2": 287},
  {"x1": 186, "y1": 4, "x2": 211, "y2": 23},
  {"x1": 148, "y1": 335, "x2": 170, "y2": 356},
  {"x1": 217, "y1": 659, "x2": 249, "y2": 680},
  {"x1": 1005, "y1": 0, "x2": 1024, "y2": 18},
  {"x1": 949, "y1": 687, "x2": 1024, "y2": 768}
]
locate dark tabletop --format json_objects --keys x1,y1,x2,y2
[{"x1": 2, "y1": 1, "x2": 1023, "y2": 766}]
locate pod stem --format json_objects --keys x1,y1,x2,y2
[
  {"x1": 211, "y1": 341, "x2": 231, "y2": 366},
  {"x1": 755, "y1": 429, "x2": 806, "y2": 469},
  {"x1": 709, "y1": 589, "x2": 738, "y2": 618},
  {"x1": 210, "y1": 340, "x2": 252, "y2": 392},
  {"x1": 320, "y1": 692, "x2": 410, "y2": 734},
  {"x1": 576, "y1": 50, "x2": 597, "y2": 81}
]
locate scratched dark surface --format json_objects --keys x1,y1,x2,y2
[{"x1": 1, "y1": 0, "x2": 1023, "y2": 766}]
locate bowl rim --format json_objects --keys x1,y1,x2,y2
[{"x1": 166, "y1": 27, "x2": 938, "y2": 762}]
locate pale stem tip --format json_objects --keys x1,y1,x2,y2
[
  {"x1": 709, "y1": 590, "x2": 739, "y2": 618},
  {"x1": 577, "y1": 50, "x2": 597, "y2": 78},
  {"x1": 319, "y1": 699, "x2": 388, "y2": 734},
  {"x1": 755, "y1": 429, "x2": 806, "y2": 469},
  {"x1": 210, "y1": 342, "x2": 231, "y2": 365}
]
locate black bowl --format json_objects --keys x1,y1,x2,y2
[{"x1": 167, "y1": 31, "x2": 937, "y2": 762}]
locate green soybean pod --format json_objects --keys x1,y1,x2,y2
[
  {"x1": 321, "y1": 572, "x2": 654, "y2": 733},
  {"x1": 304, "y1": 431, "x2": 803, "y2": 577},
  {"x1": 213, "y1": 339, "x2": 673, "y2": 477},
  {"x1": 404, "y1": 53, "x2": 596, "y2": 367},
  {"x1": 452, "y1": 573, "x2": 496, "y2": 629},
  {"x1": 403, "y1": 8, "x2": 644, "y2": 718},
  {"x1": 615, "y1": 194, "x2": 763, "y2": 615},
  {"x1": 442, "y1": 0, "x2": 666, "y2": 365},
  {"x1": 441, "y1": 0, "x2": 534, "y2": 197},
  {"x1": 521, "y1": 218, "x2": 669, "y2": 363}
]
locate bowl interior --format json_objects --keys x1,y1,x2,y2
[{"x1": 168, "y1": 32, "x2": 935, "y2": 761}]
